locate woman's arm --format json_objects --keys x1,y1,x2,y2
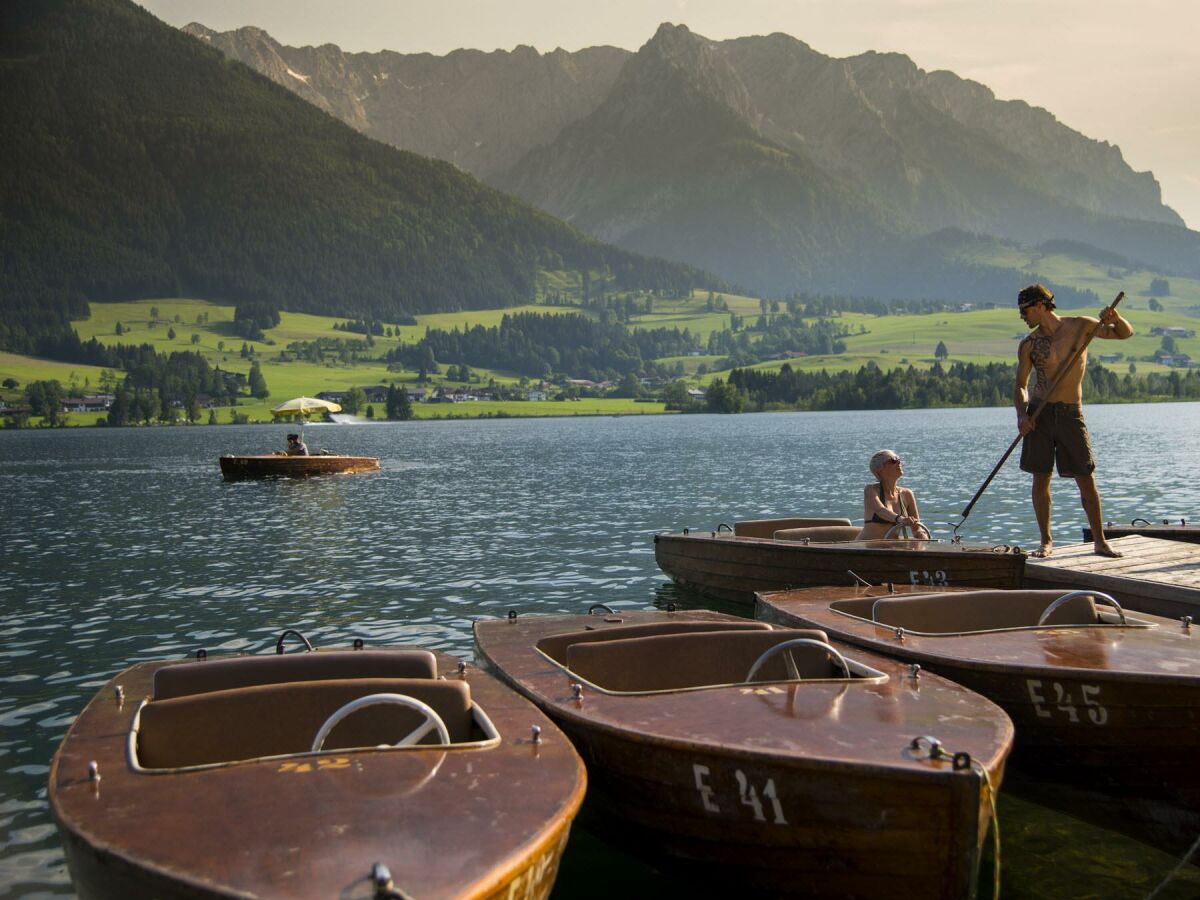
[
  {"x1": 904, "y1": 488, "x2": 921, "y2": 523},
  {"x1": 863, "y1": 484, "x2": 901, "y2": 524}
]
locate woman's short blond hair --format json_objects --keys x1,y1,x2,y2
[{"x1": 869, "y1": 449, "x2": 897, "y2": 478}]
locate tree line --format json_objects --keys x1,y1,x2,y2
[{"x1": 717, "y1": 362, "x2": 1200, "y2": 412}]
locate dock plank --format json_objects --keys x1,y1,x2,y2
[{"x1": 1024, "y1": 536, "x2": 1200, "y2": 618}]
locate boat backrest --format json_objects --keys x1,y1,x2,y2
[
  {"x1": 137, "y1": 677, "x2": 473, "y2": 769},
  {"x1": 564, "y1": 629, "x2": 834, "y2": 693},
  {"x1": 537, "y1": 620, "x2": 771, "y2": 665},
  {"x1": 853, "y1": 590, "x2": 1099, "y2": 633},
  {"x1": 773, "y1": 525, "x2": 862, "y2": 543},
  {"x1": 152, "y1": 650, "x2": 438, "y2": 700},
  {"x1": 734, "y1": 517, "x2": 853, "y2": 538}
]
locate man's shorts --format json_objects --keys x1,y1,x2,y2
[{"x1": 1019, "y1": 402, "x2": 1095, "y2": 477}]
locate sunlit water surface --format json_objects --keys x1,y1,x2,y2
[{"x1": 1, "y1": 405, "x2": 1197, "y2": 898}]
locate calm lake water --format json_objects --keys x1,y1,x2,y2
[{"x1": 1, "y1": 404, "x2": 1198, "y2": 898}]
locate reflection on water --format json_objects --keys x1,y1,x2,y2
[{"x1": 0, "y1": 405, "x2": 1197, "y2": 897}]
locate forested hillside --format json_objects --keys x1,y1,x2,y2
[{"x1": 0, "y1": 0, "x2": 715, "y2": 357}]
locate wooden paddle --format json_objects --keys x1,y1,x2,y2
[{"x1": 953, "y1": 291, "x2": 1125, "y2": 534}]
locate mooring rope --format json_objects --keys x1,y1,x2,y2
[
  {"x1": 910, "y1": 736, "x2": 1001, "y2": 898},
  {"x1": 1145, "y1": 829, "x2": 1200, "y2": 900}
]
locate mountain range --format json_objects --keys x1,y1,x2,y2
[
  {"x1": 0, "y1": 0, "x2": 710, "y2": 354},
  {"x1": 188, "y1": 21, "x2": 1200, "y2": 297}
]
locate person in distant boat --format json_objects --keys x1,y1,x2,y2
[
  {"x1": 285, "y1": 433, "x2": 309, "y2": 456},
  {"x1": 855, "y1": 449, "x2": 927, "y2": 541},
  {"x1": 1013, "y1": 284, "x2": 1132, "y2": 559}
]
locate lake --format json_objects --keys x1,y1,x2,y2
[{"x1": 1, "y1": 404, "x2": 1198, "y2": 898}]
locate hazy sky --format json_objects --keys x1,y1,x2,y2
[{"x1": 140, "y1": 0, "x2": 1200, "y2": 229}]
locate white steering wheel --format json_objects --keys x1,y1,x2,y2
[{"x1": 311, "y1": 693, "x2": 451, "y2": 752}]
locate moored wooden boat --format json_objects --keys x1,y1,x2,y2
[
  {"x1": 219, "y1": 453, "x2": 380, "y2": 479},
  {"x1": 475, "y1": 608, "x2": 1013, "y2": 898},
  {"x1": 756, "y1": 585, "x2": 1200, "y2": 852},
  {"x1": 1082, "y1": 517, "x2": 1199, "y2": 544},
  {"x1": 50, "y1": 636, "x2": 585, "y2": 900},
  {"x1": 655, "y1": 516, "x2": 1026, "y2": 606}
]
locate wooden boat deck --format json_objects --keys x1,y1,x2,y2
[
  {"x1": 50, "y1": 650, "x2": 584, "y2": 899},
  {"x1": 1024, "y1": 535, "x2": 1200, "y2": 619},
  {"x1": 756, "y1": 585, "x2": 1200, "y2": 852},
  {"x1": 655, "y1": 531, "x2": 1025, "y2": 605},
  {"x1": 219, "y1": 454, "x2": 380, "y2": 479},
  {"x1": 475, "y1": 609, "x2": 1012, "y2": 898}
]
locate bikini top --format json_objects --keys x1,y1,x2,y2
[{"x1": 869, "y1": 482, "x2": 909, "y2": 525}]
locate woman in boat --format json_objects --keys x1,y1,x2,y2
[{"x1": 855, "y1": 449, "x2": 926, "y2": 540}]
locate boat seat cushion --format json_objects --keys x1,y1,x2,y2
[
  {"x1": 735, "y1": 517, "x2": 853, "y2": 539},
  {"x1": 565, "y1": 629, "x2": 835, "y2": 692},
  {"x1": 137, "y1": 677, "x2": 472, "y2": 769},
  {"x1": 773, "y1": 525, "x2": 862, "y2": 543},
  {"x1": 866, "y1": 590, "x2": 1099, "y2": 633},
  {"x1": 152, "y1": 650, "x2": 438, "y2": 699},
  {"x1": 538, "y1": 620, "x2": 771, "y2": 665}
]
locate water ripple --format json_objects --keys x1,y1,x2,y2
[{"x1": 1, "y1": 406, "x2": 1197, "y2": 897}]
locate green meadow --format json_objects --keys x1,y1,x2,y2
[{"x1": 6, "y1": 257, "x2": 1198, "y2": 426}]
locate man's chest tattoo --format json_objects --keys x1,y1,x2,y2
[{"x1": 1028, "y1": 333, "x2": 1054, "y2": 395}]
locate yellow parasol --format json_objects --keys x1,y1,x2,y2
[
  {"x1": 271, "y1": 397, "x2": 343, "y2": 443},
  {"x1": 271, "y1": 397, "x2": 342, "y2": 420}
]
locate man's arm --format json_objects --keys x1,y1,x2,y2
[
  {"x1": 1092, "y1": 307, "x2": 1133, "y2": 340},
  {"x1": 1014, "y1": 338, "x2": 1035, "y2": 434}
]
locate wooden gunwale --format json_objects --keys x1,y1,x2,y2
[
  {"x1": 474, "y1": 609, "x2": 1013, "y2": 898},
  {"x1": 1083, "y1": 524, "x2": 1199, "y2": 544},
  {"x1": 655, "y1": 531, "x2": 1025, "y2": 604},
  {"x1": 50, "y1": 650, "x2": 586, "y2": 900},
  {"x1": 219, "y1": 454, "x2": 380, "y2": 479},
  {"x1": 756, "y1": 585, "x2": 1200, "y2": 851}
]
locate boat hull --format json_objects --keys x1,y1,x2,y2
[
  {"x1": 1082, "y1": 523, "x2": 1199, "y2": 544},
  {"x1": 475, "y1": 609, "x2": 1013, "y2": 898},
  {"x1": 50, "y1": 649, "x2": 585, "y2": 900},
  {"x1": 655, "y1": 531, "x2": 1026, "y2": 606},
  {"x1": 219, "y1": 454, "x2": 380, "y2": 479},
  {"x1": 756, "y1": 585, "x2": 1200, "y2": 852}
]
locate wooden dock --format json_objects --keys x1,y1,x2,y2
[{"x1": 1024, "y1": 535, "x2": 1200, "y2": 619}]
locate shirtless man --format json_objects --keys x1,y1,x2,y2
[{"x1": 1013, "y1": 284, "x2": 1132, "y2": 558}]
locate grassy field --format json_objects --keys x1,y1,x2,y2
[{"x1": 7, "y1": 259, "x2": 1198, "y2": 426}]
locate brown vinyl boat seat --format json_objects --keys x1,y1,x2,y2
[
  {"x1": 537, "y1": 620, "x2": 772, "y2": 666},
  {"x1": 840, "y1": 590, "x2": 1102, "y2": 634},
  {"x1": 563, "y1": 629, "x2": 836, "y2": 693},
  {"x1": 774, "y1": 525, "x2": 863, "y2": 543},
  {"x1": 136, "y1": 677, "x2": 472, "y2": 769},
  {"x1": 735, "y1": 517, "x2": 853, "y2": 539},
  {"x1": 152, "y1": 650, "x2": 438, "y2": 699}
]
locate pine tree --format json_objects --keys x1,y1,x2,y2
[
  {"x1": 396, "y1": 387, "x2": 414, "y2": 420},
  {"x1": 248, "y1": 362, "x2": 269, "y2": 399}
]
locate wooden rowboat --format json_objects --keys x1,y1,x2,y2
[
  {"x1": 1082, "y1": 517, "x2": 1199, "y2": 544},
  {"x1": 474, "y1": 608, "x2": 1013, "y2": 898},
  {"x1": 756, "y1": 585, "x2": 1200, "y2": 852},
  {"x1": 219, "y1": 453, "x2": 380, "y2": 479},
  {"x1": 50, "y1": 637, "x2": 586, "y2": 899},
  {"x1": 655, "y1": 516, "x2": 1026, "y2": 606}
]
